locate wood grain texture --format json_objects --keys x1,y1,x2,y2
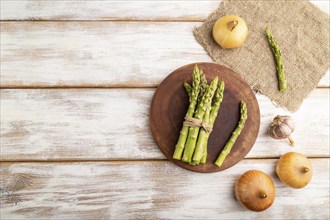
[
  {"x1": 1, "y1": 0, "x2": 328, "y2": 21},
  {"x1": 0, "y1": 159, "x2": 329, "y2": 219},
  {"x1": 1, "y1": 21, "x2": 329, "y2": 88},
  {"x1": 1, "y1": 1, "x2": 328, "y2": 219},
  {"x1": 0, "y1": 21, "x2": 209, "y2": 88},
  {"x1": 1, "y1": 89, "x2": 328, "y2": 161},
  {"x1": 0, "y1": 0, "x2": 220, "y2": 21},
  {"x1": 150, "y1": 63, "x2": 260, "y2": 172}
]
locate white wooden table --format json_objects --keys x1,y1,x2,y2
[{"x1": 0, "y1": 1, "x2": 329, "y2": 219}]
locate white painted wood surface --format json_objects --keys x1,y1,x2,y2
[
  {"x1": 0, "y1": 0, "x2": 329, "y2": 219},
  {"x1": 0, "y1": 21, "x2": 210, "y2": 87},
  {"x1": 1, "y1": 21, "x2": 329, "y2": 88},
  {"x1": 1, "y1": 89, "x2": 329, "y2": 161},
  {"x1": 1, "y1": 159, "x2": 329, "y2": 220},
  {"x1": 0, "y1": 1, "x2": 220, "y2": 21},
  {"x1": 1, "y1": 0, "x2": 329, "y2": 21}
]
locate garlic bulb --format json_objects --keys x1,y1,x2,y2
[
  {"x1": 276, "y1": 152, "x2": 313, "y2": 188},
  {"x1": 268, "y1": 115, "x2": 295, "y2": 145},
  {"x1": 235, "y1": 170, "x2": 275, "y2": 212}
]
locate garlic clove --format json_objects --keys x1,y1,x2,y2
[{"x1": 282, "y1": 116, "x2": 295, "y2": 132}]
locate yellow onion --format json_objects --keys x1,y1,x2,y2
[
  {"x1": 212, "y1": 15, "x2": 248, "y2": 48},
  {"x1": 276, "y1": 152, "x2": 313, "y2": 188},
  {"x1": 235, "y1": 170, "x2": 275, "y2": 212}
]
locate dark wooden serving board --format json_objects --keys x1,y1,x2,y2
[{"x1": 150, "y1": 63, "x2": 260, "y2": 173}]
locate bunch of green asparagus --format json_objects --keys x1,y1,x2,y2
[
  {"x1": 172, "y1": 65, "x2": 224, "y2": 165},
  {"x1": 172, "y1": 65, "x2": 247, "y2": 167}
]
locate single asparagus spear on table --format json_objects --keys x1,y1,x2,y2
[
  {"x1": 173, "y1": 65, "x2": 201, "y2": 160},
  {"x1": 215, "y1": 101, "x2": 247, "y2": 167},
  {"x1": 193, "y1": 80, "x2": 225, "y2": 164},
  {"x1": 265, "y1": 26, "x2": 286, "y2": 92},
  {"x1": 181, "y1": 77, "x2": 218, "y2": 163}
]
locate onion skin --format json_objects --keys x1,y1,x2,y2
[
  {"x1": 276, "y1": 152, "x2": 313, "y2": 188},
  {"x1": 212, "y1": 15, "x2": 248, "y2": 49},
  {"x1": 235, "y1": 170, "x2": 275, "y2": 212}
]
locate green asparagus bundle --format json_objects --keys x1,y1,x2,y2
[
  {"x1": 181, "y1": 77, "x2": 218, "y2": 163},
  {"x1": 193, "y1": 80, "x2": 225, "y2": 164},
  {"x1": 192, "y1": 81, "x2": 225, "y2": 165},
  {"x1": 215, "y1": 101, "x2": 247, "y2": 167},
  {"x1": 173, "y1": 65, "x2": 235, "y2": 167},
  {"x1": 173, "y1": 65, "x2": 201, "y2": 160},
  {"x1": 183, "y1": 73, "x2": 209, "y2": 166}
]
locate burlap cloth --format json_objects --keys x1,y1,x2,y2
[{"x1": 194, "y1": 0, "x2": 329, "y2": 112}]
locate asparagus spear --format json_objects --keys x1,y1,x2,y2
[
  {"x1": 173, "y1": 65, "x2": 201, "y2": 160},
  {"x1": 184, "y1": 71, "x2": 208, "y2": 102},
  {"x1": 202, "y1": 80, "x2": 225, "y2": 163},
  {"x1": 191, "y1": 105, "x2": 211, "y2": 164},
  {"x1": 215, "y1": 101, "x2": 247, "y2": 167},
  {"x1": 198, "y1": 70, "x2": 209, "y2": 104},
  {"x1": 184, "y1": 82, "x2": 192, "y2": 100},
  {"x1": 181, "y1": 77, "x2": 218, "y2": 163},
  {"x1": 200, "y1": 141, "x2": 207, "y2": 164},
  {"x1": 193, "y1": 80, "x2": 225, "y2": 163},
  {"x1": 265, "y1": 27, "x2": 286, "y2": 92},
  {"x1": 192, "y1": 104, "x2": 211, "y2": 165}
]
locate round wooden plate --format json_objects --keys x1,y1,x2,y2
[{"x1": 150, "y1": 62, "x2": 260, "y2": 173}]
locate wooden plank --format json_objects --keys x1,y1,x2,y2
[
  {"x1": 0, "y1": 21, "x2": 210, "y2": 88},
  {"x1": 0, "y1": 1, "x2": 328, "y2": 21},
  {"x1": 1, "y1": 21, "x2": 329, "y2": 88},
  {"x1": 0, "y1": 1, "x2": 220, "y2": 21},
  {"x1": 0, "y1": 159, "x2": 329, "y2": 219},
  {"x1": 1, "y1": 88, "x2": 329, "y2": 161}
]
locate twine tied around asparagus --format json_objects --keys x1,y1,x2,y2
[{"x1": 183, "y1": 116, "x2": 213, "y2": 133}]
